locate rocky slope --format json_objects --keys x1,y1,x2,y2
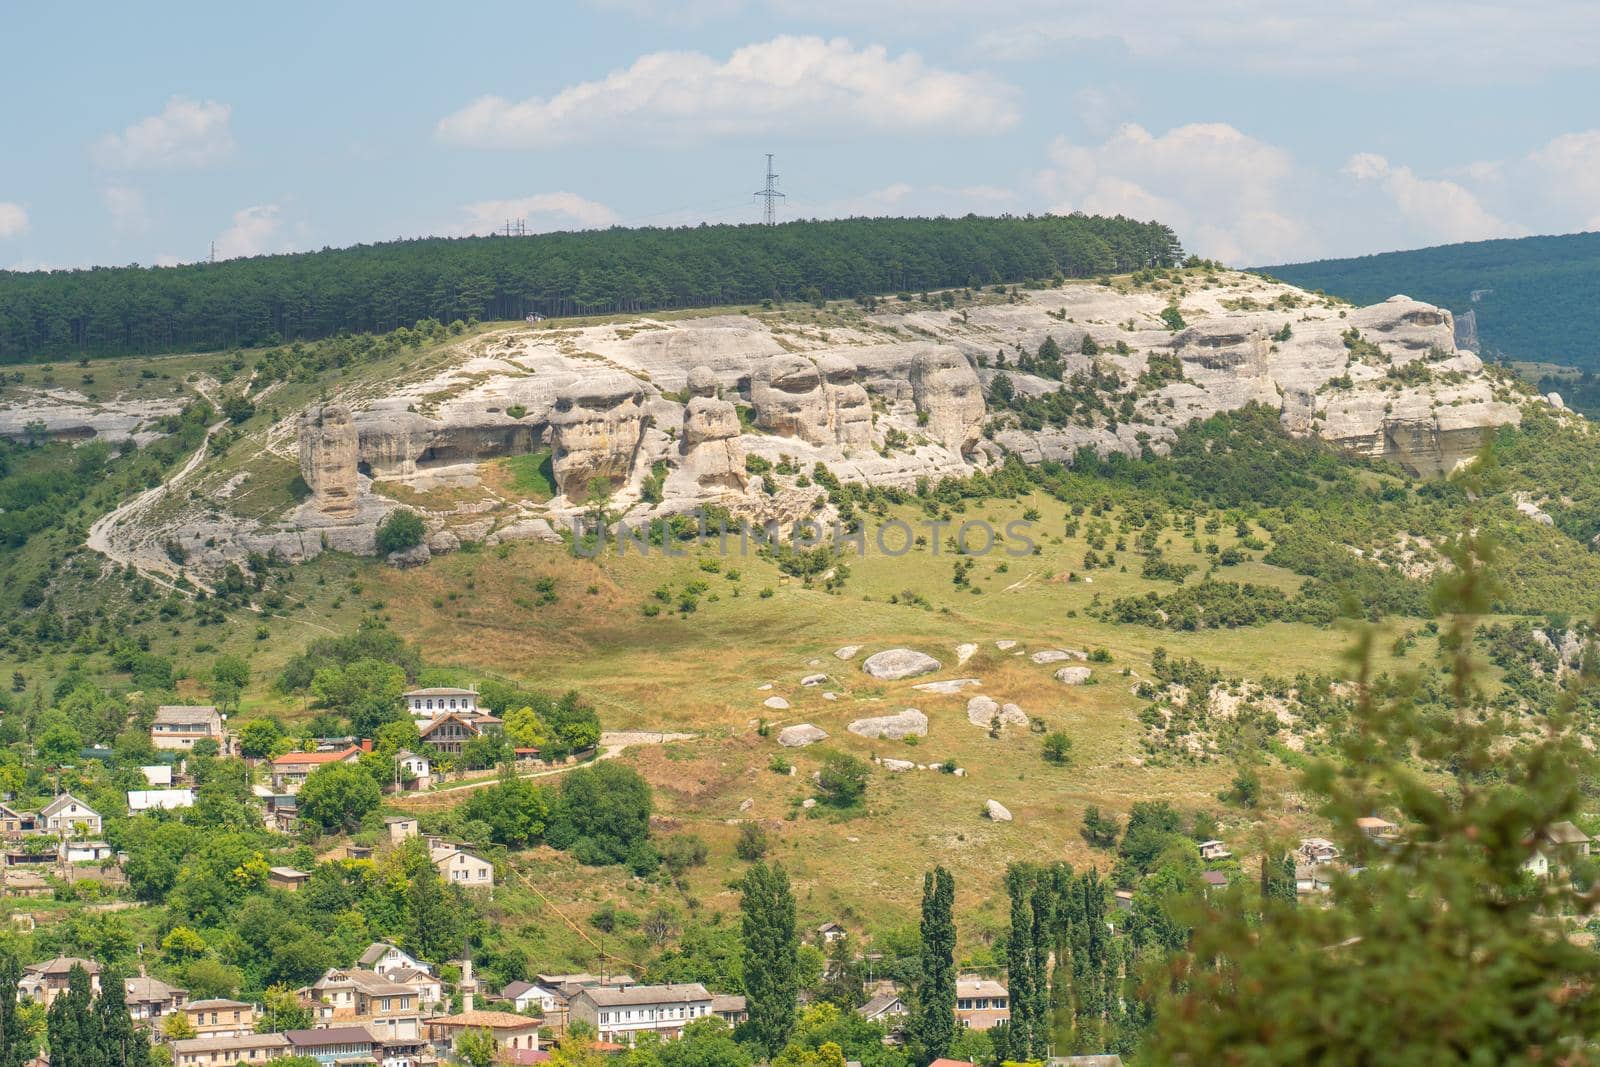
[{"x1": 51, "y1": 270, "x2": 1538, "y2": 574}]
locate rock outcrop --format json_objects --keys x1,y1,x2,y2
[
  {"x1": 967, "y1": 696, "x2": 1028, "y2": 730},
  {"x1": 778, "y1": 724, "x2": 828, "y2": 747},
  {"x1": 847, "y1": 708, "x2": 929, "y2": 740},
  {"x1": 862, "y1": 649, "x2": 942, "y2": 680},
  {"x1": 818, "y1": 354, "x2": 874, "y2": 449},
  {"x1": 752, "y1": 355, "x2": 828, "y2": 444},
  {"x1": 985, "y1": 799, "x2": 1013, "y2": 822},
  {"x1": 549, "y1": 372, "x2": 647, "y2": 500},
  {"x1": 680, "y1": 366, "x2": 747, "y2": 490},
  {"x1": 911, "y1": 348, "x2": 985, "y2": 455},
  {"x1": 298, "y1": 404, "x2": 360, "y2": 518}
]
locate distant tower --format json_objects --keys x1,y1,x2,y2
[{"x1": 753, "y1": 153, "x2": 785, "y2": 226}]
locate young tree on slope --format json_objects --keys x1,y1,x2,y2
[
  {"x1": 741, "y1": 860, "x2": 799, "y2": 1056},
  {"x1": 1150, "y1": 532, "x2": 1600, "y2": 1062},
  {"x1": 911, "y1": 865, "x2": 957, "y2": 1064},
  {"x1": 95, "y1": 970, "x2": 153, "y2": 1067}
]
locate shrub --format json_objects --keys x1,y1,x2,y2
[
  {"x1": 376, "y1": 509, "x2": 425, "y2": 554},
  {"x1": 736, "y1": 823, "x2": 769, "y2": 861},
  {"x1": 1042, "y1": 731, "x2": 1074, "y2": 766},
  {"x1": 818, "y1": 753, "x2": 869, "y2": 807}
]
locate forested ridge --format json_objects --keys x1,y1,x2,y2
[
  {"x1": 0, "y1": 214, "x2": 1181, "y2": 362},
  {"x1": 1259, "y1": 230, "x2": 1600, "y2": 370}
]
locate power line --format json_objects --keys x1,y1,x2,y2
[{"x1": 753, "y1": 153, "x2": 785, "y2": 226}]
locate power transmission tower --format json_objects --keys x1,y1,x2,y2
[
  {"x1": 753, "y1": 153, "x2": 785, "y2": 226},
  {"x1": 208, "y1": 241, "x2": 216, "y2": 264}
]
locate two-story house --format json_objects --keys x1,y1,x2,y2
[
  {"x1": 416, "y1": 713, "x2": 502, "y2": 756},
  {"x1": 568, "y1": 983, "x2": 715, "y2": 1043},
  {"x1": 308, "y1": 968, "x2": 423, "y2": 1041},
  {"x1": 20, "y1": 957, "x2": 101, "y2": 1006},
  {"x1": 150, "y1": 706, "x2": 226, "y2": 753},
  {"x1": 125, "y1": 973, "x2": 188, "y2": 1025},
  {"x1": 40, "y1": 794, "x2": 102, "y2": 837},
  {"x1": 954, "y1": 977, "x2": 1010, "y2": 1031},
  {"x1": 431, "y1": 845, "x2": 495, "y2": 888},
  {"x1": 182, "y1": 998, "x2": 255, "y2": 1038},
  {"x1": 282, "y1": 1026, "x2": 379, "y2": 1066},
  {"x1": 169, "y1": 1034, "x2": 288, "y2": 1067},
  {"x1": 269, "y1": 746, "x2": 362, "y2": 793},
  {"x1": 426, "y1": 1010, "x2": 542, "y2": 1056},
  {"x1": 0, "y1": 803, "x2": 38, "y2": 837},
  {"x1": 404, "y1": 687, "x2": 480, "y2": 722}
]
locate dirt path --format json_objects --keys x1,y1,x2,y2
[{"x1": 390, "y1": 730, "x2": 694, "y2": 809}]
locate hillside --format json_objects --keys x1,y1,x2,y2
[
  {"x1": 1259, "y1": 230, "x2": 1600, "y2": 370},
  {"x1": 4, "y1": 267, "x2": 1600, "y2": 1062},
  {"x1": 0, "y1": 214, "x2": 1181, "y2": 361}
]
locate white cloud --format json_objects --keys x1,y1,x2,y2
[
  {"x1": 437, "y1": 36, "x2": 1017, "y2": 146},
  {"x1": 1342, "y1": 153, "x2": 1524, "y2": 244},
  {"x1": 94, "y1": 97, "x2": 234, "y2": 170},
  {"x1": 102, "y1": 185, "x2": 151, "y2": 235},
  {"x1": 215, "y1": 204, "x2": 284, "y2": 260},
  {"x1": 454, "y1": 192, "x2": 621, "y2": 235},
  {"x1": 1528, "y1": 131, "x2": 1600, "y2": 231},
  {"x1": 1038, "y1": 122, "x2": 1310, "y2": 264},
  {"x1": 0, "y1": 202, "x2": 27, "y2": 239}
]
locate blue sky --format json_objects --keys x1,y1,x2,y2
[{"x1": 3, "y1": 0, "x2": 1598, "y2": 270}]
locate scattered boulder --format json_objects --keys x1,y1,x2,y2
[
  {"x1": 1055, "y1": 666, "x2": 1093, "y2": 685},
  {"x1": 955, "y1": 642, "x2": 978, "y2": 665},
  {"x1": 757, "y1": 683, "x2": 773, "y2": 691},
  {"x1": 881, "y1": 758, "x2": 916, "y2": 772},
  {"x1": 1031, "y1": 648, "x2": 1087, "y2": 664},
  {"x1": 427, "y1": 529, "x2": 460, "y2": 555},
  {"x1": 985, "y1": 799, "x2": 1013, "y2": 822},
  {"x1": 966, "y1": 696, "x2": 1029, "y2": 730},
  {"x1": 847, "y1": 708, "x2": 929, "y2": 741},
  {"x1": 995, "y1": 640, "x2": 1017, "y2": 650},
  {"x1": 778, "y1": 723, "x2": 827, "y2": 747},
  {"x1": 386, "y1": 543, "x2": 431, "y2": 568},
  {"x1": 822, "y1": 692, "x2": 838, "y2": 701},
  {"x1": 862, "y1": 648, "x2": 941, "y2": 680},
  {"x1": 802, "y1": 798, "x2": 818, "y2": 809},
  {"x1": 738, "y1": 798, "x2": 754, "y2": 812},
  {"x1": 800, "y1": 673, "x2": 828, "y2": 687},
  {"x1": 911, "y1": 678, "x2": 982, "y2": 694},
  {"x1": 763, "y1": 696, "x2": 791, "y2": 710},
  {"x1": 834, "y1": 645, "x2": 862, "y2": 660}
]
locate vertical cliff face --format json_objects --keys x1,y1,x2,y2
[
  {"x1": 818, "y1": 354, "x2": 874, "y2": 449},
  {"x1": 297, "y1": 404, "x2": 360, "y2": 518},
  {"x1": 549, "y1": 372, "x2": 648, "y2": 500},
  {"x1": 911, "y1": 348, "x2": 985, "y2": 456}
]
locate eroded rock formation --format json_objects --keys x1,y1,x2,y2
[
  {"x1": 818, "y1": 354, "x2": 874, "y2": 449},
  {"x1": 680, "y1": 365, "x2": 747, "y2": 490},
  {"x1": 751, "y1": 354, "x2": 828, "y2": 444},
  {"x1": 297, "y1": 404, "x2": 360, "y2": 518},
  {"x1": 911, "y1": 348, "x2": 985, "y2": 455},
  {"x1": 549, "y1": 371, "x2": 647, "y2": 500}
]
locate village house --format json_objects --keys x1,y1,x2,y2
[
  {"x1": 395, "y1": 751, "x2": 431, "y2": 790},
  {"x1": 857, "y1": 990, "x2": 909, "y2": 1027},
  {"x1": 711, "y1": 993, "x2": 748, "y2": 1026},
  {"x1": 431, "y1": 844, "x2": 495, "y2": 888},
  {"x1": 150, "y1": 705, "x2": 226, "y2": 753},
  {"x1": 1, "y1": 803, "x2": 39, "y2": 837},
  {"x1": 268, "y1": 866, "x2": 310, "y2": 891},
  {"x1": 358, "y1": 941, "x2": 429, "y2": 977},
  {"x1": 63, "y1": 840, "x2": 113, "y2": 863},
  {"x1": 1543, "y1": 820, "x2": 1592, "y2": 862},
  {"x1": 1201, "y1": 870, "x2": 1231, "y2": 895},
  {"x1": 269, "y1": 745, "x2": 362, "y2": 793},
  {"x1": 384, "y1": 816, "x2": 420, "y2": 844},
  {"x1": 1356, "y1": 817, "x2": 1400, "y2": 841},
  {"x1": 1295, "y1": 864, "x2": 1337, "y2": 897},
  {"x1": 1298, "y1": 837, "x2": 1342, "y2": 866},
  {"x1": 1198, "y1": 840, "x2": 1232, "y2": 861},
  {"x1": 169, "y1": 1033, "x2": 288, "y2": 1067},
  {"x1": 308, "y1": 967, "x2": 424, "y2": 1041},
  {"x1": 283, "y1": 1026, "x2": 380, "y2": 1066},
  {"x1": 40, "y1": 794, "x2": 101, "y2": 837},
  {"x1": 21, "y1": 957, "x2": 102, "y2": 1006},
  {"x1": 954, "y1": 977, "x2": 1010, "y2": 1031},
  {"x1": 183, "y1": 998, "x2": 256, "y2": 1038},
  {"x1": 404, "y1": 687, "x2": 480, "y2": 721},
  {"x1": 498, "y1": 979, "x2": 561, "y2": 1016},
  {"x1": 417, "y1": 712, "x2": 502, "y2": 756},
  {"x1": 426, "y1": 1010, "x2": 543, "y2": 1056},
  {"x1": 817, "y1": 921, "x2": 848, "y2": 943},
  {"x1": 125, "y1": 973, "x2": 188, "y2": 1024},
  {"x1": 568, "y1": 983, "x2": 716, "y2": 1043},
  {"x1": 139, "y1": 764, "x2": 174, "y2": 787},
  {"x1": 128, "y1": 788, "x2": 195, "y2": 813}
]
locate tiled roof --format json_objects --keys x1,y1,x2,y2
[
  {"x1": 576, "y1": 983, "x2": 712, "y2": 1007},
  {"x1": 428, "y1": 1010, "x2": 542, "y2": 1029}
]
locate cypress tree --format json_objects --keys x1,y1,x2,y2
[
  {"x1": 1003, "y1": 865, "x2": 1040, "y2": 1060},
  {"x1": 740, "y1": 860, "x2": 798, "y2": 1056},
  {"x1": 1027, "y1": 877, "x2": 1054, "y2": 1055},
  {"x1": 2, "y1": 952, "x2": 33, "y2": 1067},
  {"x1": 912, "y1": 865, "x2": 957, "y2": 1063},
  {"x1": 96, "y1": 969, "x2": 153, "y2": 1067},
  {"x1": 47, "y1": 964, "x2": 101, "y2": 1067}
]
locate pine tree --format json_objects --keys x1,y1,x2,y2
[
  {"x1": 95, "y1": 970, "x2": 153, "y2": 1067},
  {"x1": 2, "y1": 952, "x2": 34, "y2": 1067},
  {"x1": 911, "y1": 865, "x2": 956, "y2": 1063},
  {"x1": 740, "y1": 860, "x2": 798, "y2": 1056}
]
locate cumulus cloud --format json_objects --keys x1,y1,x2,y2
[
  {"x1": 1342, "y1": 153, "x2": 1524, "y2": 244},
  {"x1": 214, "y1": 204, "x2": 284, "y2": 260},
  {"x1": 102, "y1": 185, "x2": 151, "y2": 235},
  {"x1": 0, "y1": 202, "x2": 27, "y2": 239},
  {"x1": 454, "y1": 192, "x2": 622, "y2": 235},
  {"x1": 1528, "y1": 131, "x2": 1600, "y2": 231},
  {"x1": 94, "y1": 97, "x2": 234, "y2": 169},
  {"x1": 437, "y1": 36, "x2": 1017, "y2": 146},
  {"x1": 1039, "y1": 122, "x2": 1311, "y2": 264}
]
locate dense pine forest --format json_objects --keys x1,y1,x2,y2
[
  {"x1": 1260, "y1": 231, "x2": 1600, "y2": 370},
  {"x1": 0, "y1": 214, "x2": 1181, "y2": 362}
]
